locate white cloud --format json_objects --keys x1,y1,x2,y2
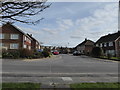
[
  {"x1": 71, "y1": 3, "x2": 118, "y2": 42},
  {"x1": 17, "y1": 26, "x2": 42, "y2": 35},
  {"x1": 18, "y1": 3, "x2": 118, "y2": 47}
]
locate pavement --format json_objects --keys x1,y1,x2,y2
[{"x1": 1, "y1": 54, "x2": 120, "y2": 88}]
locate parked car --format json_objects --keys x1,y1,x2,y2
[
  {"x1": 73, "y1": 51, "x2": 81, "y2": 56},
  {"x1": 53, "y1": 50, "x2": 59, "y2": 55}
]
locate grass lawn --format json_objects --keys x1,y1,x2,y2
[
  {"x1": 2, "y1": 83, "x2": 40, "y2": 90},
  {"x1": 100, "y1": 56, "x2": 120, "y2": 60},
  {"x1": 70, "y1": 83, "x2": 120, "y2": 90}
]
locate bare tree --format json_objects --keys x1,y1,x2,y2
[{"x1": 0, "y1": 0, "x2": 51, "y2": 25}]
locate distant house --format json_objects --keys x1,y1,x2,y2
[
  {"x1": 0, "y1": 23, "x2": 40, "y2": 51},
  {"x1": 75, "y1": 39, "x2": 95, "y2": 55},
  {"x1": 96, "y1": 31, "x2": 120, "y2": 57}
]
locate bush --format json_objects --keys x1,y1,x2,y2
[
  {"x1": 19, "y1": 49, "x2": 34, "y2": 58},
  {"x1": 32, "y1": 52, "x2": 44, "y2": 59},
  {"x1": 42, "y1": 48, "x2": 51, "y2": 58},
  {"x1": 2, "y1": 50, "x2": 20, "y2": 59},
  {"x1": 91, "y1": 47, "x2": 103, "y2": 58},
  {"x1": 107, "y1": 53, "x2": 112, "y2": 59},
  {"x1": 42, "y1": 51, "x2": 50, "y2": 58}
]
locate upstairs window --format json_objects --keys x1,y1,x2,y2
[
  {"x1": 10, "y1": 34, "x2": 19, "y2": 39},
  {"x1": 0, "y1": 43, "x2": 3, "y2": 47},
  {"x1": 100, "y1": 43, "x2": 102, "y2": 47},
  {"x1": 109, "y1": 42, "x2": 113, "y2": 46},
  {"x1": 0, "y1": 34, "x2": 4, "y2": 39},
  {"x1": 104, "y1": 43, "x2": 107, "y2": 47},
  {"x1": 96, "y1": 44, "x2": 99, "y2": 47}
]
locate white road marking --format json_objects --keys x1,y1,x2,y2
[{"x1": 62, "y1": 77, "x2": 72, "y2": 81}]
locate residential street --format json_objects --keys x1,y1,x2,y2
[{"x1": 2, "y1": 54, "x2": 119, "y2": 84}]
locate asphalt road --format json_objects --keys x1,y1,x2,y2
[
  {"x1": 2, "y1": 54, "x2": 119, "y2": 75},
  {"x1": 2, "y1": 54, "x2": 119, "y2": 84}
]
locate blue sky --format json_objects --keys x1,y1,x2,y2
[{"x1": 14, "y1": 2, "x2": 118, "y2": 47}]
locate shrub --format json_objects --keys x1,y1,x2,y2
[
  {"x1": 19, "y1": 49, "x2": 34, "y2": 58},
  {"x1": 32, "y1": 52, "x2": 44, "y2": 59},
  {"x1": 2, "y1": 50, "x2": 20, "y2": 59},
  {"x1": 107, "y1": 53, "x2": 112, "y2": 59},
  {"x1": 91, "y1": 47, "x2": 103, "y2": 58},
  {"x1": 42, "y1": 51, "x2": 50, "y2": 58},
  {"x1": 42, "y1": 48, "x2": 51, "y2": 58}
]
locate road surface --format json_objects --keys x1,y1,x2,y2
[{"x1": 2, "y1": 54, "x2": 119, "y2": 83}]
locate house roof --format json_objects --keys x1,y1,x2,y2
[
  {"x1": 27, "y1": 34, "x2": 39, "y2": 42},
  {"x1": 2, "y1": 22, "x2": 32, "y2": 40},
  {"x1": 75, "y1": 39, "x2": 94, "y2": 48},
  {"x1": 2, "y1": 22, "x2": 25, "y2": 35},
  {"x1": 96, "y1": 31, "x2": 120, "y2": 44}
]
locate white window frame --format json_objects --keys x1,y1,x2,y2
[
  {"x1": 100, "y1": 43, "x2": 102, "y2": 47},
  {"x1": 28, "y1": 46, "x2": 31, "y2": 50},
  {"x1": 109, "y1": 42, "x2": 113, "y2": 46},
  {"x1": 104, "y1": 43, "x2": 107, "y2": 47},
  {"x1": 10, "y1": 43, "x2": 19, "y2": 49},
  {"x1": 10, "y1": 34, "x2": 19, "y2": 39},
  {"x1": 24, "y1": 45, "x2": 27, "y2": 48},
  {"x1": 0, "y1": 43, "x2": 3, "y2": 47},
  {"x1": 24, "y1": 36, "x2": 27, "y2": 41},
  {"x1": 96, "y1": 44, "x2": 99, "y2": 47},
  {"x1": 0, "y1": 34, "x2": 4, "y2": 39}
]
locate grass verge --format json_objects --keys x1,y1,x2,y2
[
  {"x1": 2, "y1": 83, "x2": 40, "y2": 90},
  {"x1": 70, "y1": 83, "x2": 120, "y2": 90}
]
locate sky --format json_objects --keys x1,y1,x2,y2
[{"x1": 14, "y1": 1, "x2": 119, "y2": 47}]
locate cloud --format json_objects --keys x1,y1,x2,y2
[
  {"x1": 17, "y1": 3, "x2": 118, "y2": 47},
  {"x1": 71, "y1": 3, "x2": 118, "y2": 41},
  {"x1": 70, "y1": 36, "x2": 82, "y2": 39},
  {"x1": 41, "y1": 28, "x2": 58, "y2": 34},
  {"x1": 17, "y1": 26, "x2": 42, "y2": 35}
]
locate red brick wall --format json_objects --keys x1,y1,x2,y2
[{"x1": 0, "y1": 24, "x2": 23, "y2": 49}]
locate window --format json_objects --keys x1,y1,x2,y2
[
  {"x1": 10, "y1": 43, "x2": 19, "y2": 49},
  {"x1": 109, "y1": 42, "x2": 113, "y2": 46},
  {"x1": 104, "y1": 43, "x2": 107, "y2": 47},
  {"x1": 24, "y1": 36, "x2": 27, "y2": 41},
  {"x1": 0, "y1": 43, "x2": 3, "y2": 47},
  {"x1": 96, "y1": 44, "x2": 99, "y2": 47},
  {"x1": 28, "y1": 46, "x2": 31, "y2": 50},
  {"x1": 24, "y1": 45, "x2": 27, "y2": 48},
  {"x1": 10, "y1": 34, "x2": 19, "y2": 39},
  {"x1": 0, "y1": 34, "x2": 4, "y2": 39},
  {"x1": 100, "y1": 43, "x2": 102, "y2": 47}
]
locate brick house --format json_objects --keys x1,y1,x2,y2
[
  {"x1": 75, "y1": 39, "x2": 95, "y2": 55},
  {"x1": 0, "y1": 23, "x2": 40, "y2": 51},
  {"x1": 27, "y1": 34, "x2": 41, "y2": 50},
  {"x1": 96, "y1": 31, "x2": 120, "y2": 57}
]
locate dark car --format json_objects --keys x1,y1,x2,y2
[{"x1": 73, "y1": 51, "x2": 81, "y2": 56}]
